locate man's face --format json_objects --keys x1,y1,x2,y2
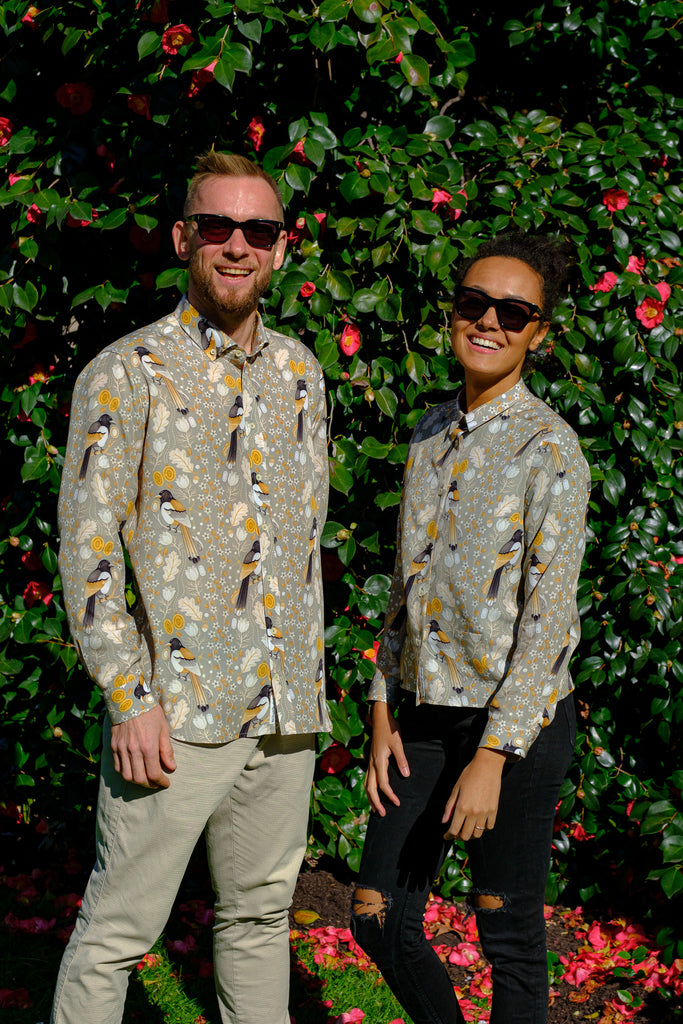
[{"x1": 172, "y1": 175, "x2": 287, "y2": 333}]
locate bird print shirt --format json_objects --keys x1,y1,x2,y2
[
  {"x1": 58, "y1": 297, "x2": 331, "y2": 743},
  {"x1": 368, "y1": 380, "x2": 590, "y2": 757}
]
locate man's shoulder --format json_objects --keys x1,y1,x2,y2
[{"x1": 262, "y1": 325, "x2": 323, "y2": 375}]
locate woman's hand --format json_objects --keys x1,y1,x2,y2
[
  {"x1": 442, "y1": 747, "x2": 507, "y2": 841},
  {"x1": 365, "y1": 701, "x2": 410, "y2": 815}
]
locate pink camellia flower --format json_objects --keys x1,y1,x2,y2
[
  {"x1": 291, "y1": 139, "x2": 312, "y2": 165},
  {"x1": 319, "y1": 742, "x2": 352, "y2": 775},
  {"x1": 22, "y1": 6, "x2": 40, "y2": 26},
  {"x1": 337, "y1": 1009, "x2": 365, "y2": 1023},
  {"x1": 96, "y1": 143, "x2": 116, "y2": 171},
  {"x1": 300, "y1": 282, "x2": 316, "y2": 298},
  {"x1": 569, "y1": 822, "x2": 595, "y2": 841},
  {"x1": 395, "y1": 51, "x2": 403, "y2": 63},
  {"x1": 187, "y1": 61, "x2": 216, "y2": 98},
  {"x1": 144, "y1": 0, "x2": 169, "y2": 22},
  {"x1": 56, "y1": 82, "x2": 94, "y2": 115},
  {"x1": 247, "y1": 116, "x2": 265, "y2": 151},
  {"x1": 129, "y1": 224, "x2": 161, "y2": 253},
  {"x1": 602, "y1": 187, "x2": 629, "y2": 211},
  {"x1": 23, "y1": 581, "x2": 53, "y2": 608},
  {"x1": 635, "y1": 284, "x2": 670, "y2": 330},
  {"x1": 162, "y1": 23, "x2": 194, "y2": 54},
  {"x1": 67, "y1": 209, "x2": 99, "y2": 228},
  {"x1": 127, "y1": 93, "x2": 151, "y2": 120},
  {"x1": 361, "y1": 641, "x2": 380, "y2": 663},
  {"x1": 26, "y1": 203, "x2": 44, "y2": 225},
  {"x1": 431, "y1": 187, "x2": 466, "y2": 221},
  {"x1": 625, "y1": 254, "x2": 645, "y2": 275},
  {"x1": 0, "y1": 117, "x2": 14, "y2": 145},
  {"x1": 339, "y1": 322, "x2": 361, "y2": 356},
  {"x1": 0, "y1": 988, "x2": 33, "y2": 1009},
  {"x1": 589, "y1": 271, "x2": 617, "y2": 293}
]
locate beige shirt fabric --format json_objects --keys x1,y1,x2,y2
[
  {"x1": 58, "y1": 296, "x2": 331, "y2": 744},
  {"x1": 368, "y1": 380, "x2": 591, "y2": 757}
]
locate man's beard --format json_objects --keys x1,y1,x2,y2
[{"x1": 188, "y1": 253, "x2": 271, "y2": 325}]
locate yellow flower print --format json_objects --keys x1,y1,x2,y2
[
  {"x1": 429, "y1": 597, "x2": 442, "y2": 615},
  {"x1": 163, "y1": 618, "x2": 174, "y2": 635},
  {"x1": 163, "y1": 466, "x2": 176, "y2": 482},
  {"x1": 264, "y1": 593, "x2": 275, "y2": 610},
  {"x1": 108, "y1": 397, "x2": 120, "y2": 412},
  {"x1": 224, "y1": 373, "x2": 241, "y2": 389},
  {"x1": 245, "y1": 517, "x2": 258, "y2": 535},
  {"x1": 98, "y1": 389, "x2": 111, "y2": 406},
  {"x1": 111, "y1": 688, "x2": 126, "y2": 704},
  {"x1": 91, "y1": 536, "x2": 104, "y2": 552},
  {"x1": 257, "y1": 662, "x2": 270, "y2": 679},
  {"x1": 181, "y1": 309, "x2": 192, "y2": 325},
  {"x1": 173, "y1": 613, "x2": 185, "y2": 631},
  {"x1": 250, "y1": 450, "x2": 262, "y2": 467},
  {"x1": 427, "y1": 520, "x2": 438, "y2": 539},
  {"x1": 119, "y1": 699, "x2": 133, "y2": 713},
  {"x1": 485, "y1": 735, "x2": 501, "y2": 747}
]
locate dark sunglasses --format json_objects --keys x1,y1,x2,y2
[
  {"x1": 452, "y1": 285, "x2": 544, "y2": 333},
  {"x1": 185, "y1": 214, "x2": 284, "y2": 250}
]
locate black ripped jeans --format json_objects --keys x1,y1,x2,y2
[{"x1": 351, "y1": 696, "x2": 576, "y2": 1024}]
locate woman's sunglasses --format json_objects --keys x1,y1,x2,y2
[
  {"x1": 185, "y1": 214, "x2": 284, "y2": 250},
  {"x1": 452, "y1": 286, "x2": 543, "y2": 333}
]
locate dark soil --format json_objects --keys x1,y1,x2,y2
[{"x1": 290, "y1": 868, "x2": 678, "y2": 1023}]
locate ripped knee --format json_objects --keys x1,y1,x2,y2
[
  {"x1": 469, "y1": 890, "x2": 507, "y2": 912},
  {"x1": 351, "y1": 887, "x2": 389, "y2": 928}
]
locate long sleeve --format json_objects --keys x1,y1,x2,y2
[
  {"x1": 58, "y1": 349, "x2": 154, "y2": 724},
  {"x1": 479, "y1": 444, "x2": 591, "y2": 756},
  {"x1": 368, "y1": 513, "x2": 407, "y2": 706}
]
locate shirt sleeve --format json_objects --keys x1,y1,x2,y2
[
  {"x1": 58, "y1": 349, "x2": 154, "y2": 725},
  {"x1": 480, "y1": 442, "x2": 591, "y2": 757},
  {"x1": 368, "y1": 513, "x2": 406, "y2": 707},
  {"x1": 311, "y1": 367, "x2": 329, "y2": 529}
]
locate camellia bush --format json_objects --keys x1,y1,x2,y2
[{"x1": 1, "y1": 0, "x2": 682, "y2": 961}]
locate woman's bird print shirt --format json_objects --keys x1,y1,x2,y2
[
  {"x1": 58, "y1": 297, "x2": 331, "y2": 743},
  {"x1": 368, "y1": 380, "x2": 590, "y2": 757}
]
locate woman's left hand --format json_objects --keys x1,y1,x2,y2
[{"x1": 442, "y1": 747, "x2": 507, "y2": 841}]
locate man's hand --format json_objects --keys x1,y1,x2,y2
[
  {"x1": 442, "y1": 747, "x2": 507, "y2": 841},
  {"x1": 110, "y1": 703, "x2": 176, "y2": 789},
  {"x1": 365, "y1": 701, "x2": 410, "y2": 815}
]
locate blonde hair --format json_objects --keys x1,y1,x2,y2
[{"x1": 183, "y1": 150, "x2": 284, "y2": 219}]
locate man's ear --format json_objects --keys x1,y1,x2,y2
[
  {"x1": 272, "y1": 229, "x2": 287, "y2": 271},
  {"x1": 172, "y1": 220, "x2": 192, "y2": 261}
]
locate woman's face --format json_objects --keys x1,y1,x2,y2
[{"x1": 450, "y1": 256, "x2": 549, "y2": 409}]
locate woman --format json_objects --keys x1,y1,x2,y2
[{"x1": 351, "y1": 234, "x2": 590, "y2": 1024}]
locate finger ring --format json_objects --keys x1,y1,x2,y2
[{"x1": 473, "y1": 826, "x2": 484, "y2": 831}]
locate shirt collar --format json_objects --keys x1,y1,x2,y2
[
  {"x1": 175, "y1": 295, "x2": 269, "y2": 365},
  {"x1": 455, "y1": 379, "x2": 528, "y2": 432}
]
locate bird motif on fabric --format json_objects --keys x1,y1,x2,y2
[
  {"x1": 226, "y1": 394, "x2": 244, "y2": 465},
  {"x1": 158, "y1": 489, "x2": 200, "y2": 563},
  {"x1": 265, "y1": 616, "x2": 284, "y2": 655},
  {"x1": 294, "y1": 379, "x2": 308, "y2": 444},
  {"x1": 83, "y1": 558, "x2": 112, "y2": 628},
  {"x1": 251, "y1": 471, "x2": 269, "y2": 511},
  {"x1": 551, "y1": 632, "x2": 571, "y2": 676},
  {"x1": 78, "y1": 413, "x2": 113, "y2": 481},
  {"x1": 528, "y1": 552, "x2": 548, "y2": 632},
  {"x1": 514, "y1": 427, "x2": 566, "y2": 480},
  {"x1": 427, "y1": 619, "x2": 462, "y2": 691},
  {"x1": 134, "y1": 346, "x2": 189, "y2": 415},
  {"x1": 169, "y1": 636, "x2": 209, "y2": 711},
  {"x1": 198, "y1": 317, "x2": 218, "y2": 359},
  {"x1": 435, "y1": 418, "x2": 468, "y2": 468},
  {"x1": 314, "y1": 657, "x2": 325, "y2": 724},
  {"x1": 305, "y1": 517, "x2": 317, "y2": 586},
  {"x1": 236, "y1": 540, "x2": 261, "y2": 611},
  {"x1": 485, "y1": 529, "x2": 524, "y2": 601},
  {"x1": 405, "y1": 542, "x2": 433, "y2": 601},
  {"x1": 239, "y1": 683, "x2": 272, "y2": 737}
]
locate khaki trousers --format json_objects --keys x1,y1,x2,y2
[{"x1": 51, "y1": 725, "x2": 315, "y2": 1024}]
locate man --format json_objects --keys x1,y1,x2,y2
[{"x1": 52, "y1": 152, "x2": 330, "y2": 1024}]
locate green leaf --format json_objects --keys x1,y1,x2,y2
[
  {"x1": 326, "y1": 269, "x2": 354, "y2": 301},
  {"x1": 137, "y1": 31, "x2": 160, "y2": 60},
  {"x1": 400, "y1": 54, "x2": 430, "y2": 88}
]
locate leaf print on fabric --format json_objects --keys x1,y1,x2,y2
[
  {"x1": 162, "y1": 550, "x2": 181, "y2": 583},
  {"x1": 87, "y1": 372, "x2": 109, "y2": 396},
  {"x1": 102, "y1": 618, "x2": 128, "y2": 644},
  {"x1": 274, "y1": 347, "x2": 291, "y2": 371},
  {"x1": 167, "y1": 700, "x2": 190, "y2": 732},
  {"x1": 168, "y1": 448, "x2": 194, "y2": 473},
  {"x1": 230, "y1": 502, "x2": 249, "y2": 527},
  {"x1": 92, "y1": 473, "x2": 110, "y2": 505},
  {"x1": 75, "y1": 519, "x2": 98, "y2": 545},
  {"x1": 152, "y1": 403, "x2": 171, "y2": 435},
  {"x1": 493, "y1": 496, "x2": 520, "y2": 518},
  {"x1": 241, "y1": 647, "x2": 262, "y2": 673},
  {"x1": 178, "y1": 596, "x2": 202, "y2": 621}
]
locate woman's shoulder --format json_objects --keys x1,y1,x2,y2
[{"x1": 518, "y1": 388, "x2": 589, "y2": 471}]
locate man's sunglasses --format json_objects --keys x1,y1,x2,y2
[
  {"x1": 452, "y1": 286, "x2": 544, "y2": 333},
  {"x1": 185, "y1": 214, "x2": 284, "y2": 250}
]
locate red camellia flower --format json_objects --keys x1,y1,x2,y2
[
  {"x1": 395, "y1": 51, "x2": 404, "y2": 63},
  {"x1": 67, "y1": 209, "x2": 99, "y2": 228},
  {"x1": 300, "y1": 282, "x2": 316, "y2": 298},
  {"x1": 23, "y1": 581, "x2": 53, "y2": 608},
  {"x1": 187, "y1": 61, "x2": 216, "y2": 98},
  {"x1": 162, "y1": 23, "x2": 194, "y2": 54},
  {"x1": 291, "y1": 139, "x2": 312, "y2": 165},
  {"x1": 319, "y1": 742, "x2": 352, "y2": 775},
  {"x1": 26, "y1": 203, "x2": 44, "y2": 225},
  {"x1": 431, "y1": 187, "x2": 467, "y2": 221},
  {"x1": 602, "y1": 187, "x2": 628, "y2": 212},
  {"x1": 635, "y1": 296, "x2": 665, "y2": 329},
  {"x1": 129, "y1": 224, "x2": 161, "y2": 253},
  {"x1": 22, "y1": 5, "x2": 40, "y2": 26},
  {"x1": 0, "y1": 117, "x2": 14, "y2": 146},
  {"x1": 128, "y1": 94, "x2": 151, "y2": 120},
  {"x1": 56, "y1": 82, "x2": 94, "y2": 116},
  {"x1": 589, "y1": 271, "x2": 617, "y2": 293},
  {"x1": 339, "y1": 322, "x2": 361, "y2": 356},
  {"x1": 246, "y1": 116, "x2": 265, "y2": 152},
  {"x1": 625, "y1": 254, "x2": 645, "y2": 275}
]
